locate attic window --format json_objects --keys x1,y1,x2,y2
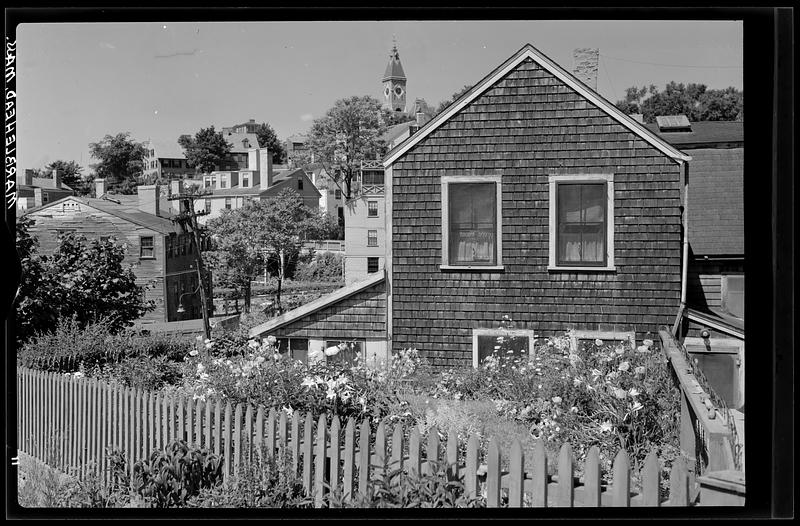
[{"x1": 656, "y1": 115, "x2": 692, "y2": 133}]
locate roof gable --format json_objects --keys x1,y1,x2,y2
[{"x1": 384, "y1": 44, "x2": 691, "y2": 166}]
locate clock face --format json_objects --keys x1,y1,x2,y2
[
  {"x1": 394, "y1": 86, "x2": 404, "y2": 97},
  {"x1": 384, "y1": 86, "x2": 390, "y2": 98}
]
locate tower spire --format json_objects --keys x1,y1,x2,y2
[{"x1": 382, "y1": 39, "x2": 407, "y2": 112}]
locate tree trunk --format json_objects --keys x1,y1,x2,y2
[
  {"x1": 243, "y1": 282, "x2": 251, "y2": 314},
  {"x1": 276, "y1": 249, "x2": 285, "y2": 314}
]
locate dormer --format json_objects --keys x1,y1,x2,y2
[{"x1": 242, "y1": 138, "x2": 250, "y2": 149}]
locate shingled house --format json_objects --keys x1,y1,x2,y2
[
  {"x1": 251, "y1": 43, "x2": 694, "y2": 369},
  {"x1": 647, "y1": 117, "x2": 744, "y2": 409}
]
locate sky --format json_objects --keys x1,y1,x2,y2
[{"x1": 16, "y1": 20, "x2": 743, "y2": 173}]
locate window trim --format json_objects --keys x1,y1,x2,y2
[
  {"x1": 567, "y1": 329, "x2": 635, "y2": 352},
  {"x1": 548, "y1": 174, "x2": 615, "y2": 271},
  {"x1": 367, "y1": 257, "x2": 379, "y2": 274},
  {"x1": 367, "y1": 229, "x2": 378, "y2": 247},
  {"x1": 367, "y1": 200, "x2": 379, "y2": 218},
  {"x1": 139, "y1": 235, "x2": 156, "y2": 259},
  {"x1": 441, "y1": 175, "x2": 504, "y2": 271},
  {"x1": 720, "y1": 273, "x2": 744, "y2": 319},
  {"x1": 472, "y1": 328, "x2": 535, "y2": 368}
]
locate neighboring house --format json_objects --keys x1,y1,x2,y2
[
  {"x1": 220, "y1": 131, "x2": 260, "y2": 171},
  {"x1": 305, "y1": 163, "x2": 344, "y2": 224},
  {"x1": 647, "y1": 117, "x2": 744, "y2": 410},
  {"x1": 250, "y1": 43, "x2": 693, "y2": 370},
  {"x1": 222, "y1": 118, "x2": 260, "y2": 135},
  {"x1": 143, "y1": 140, "x2": 195, "y2": 182},
  {"x1": 286, "y1": 134, "x2": 311, "y2": 168},
  {"x1": 344, "y1": 161, "x2": 386, "y2": 285},
  {"x1": 22, "y1": 179, "x2": 209, "y2": 323},
  {"x1": 186, "y1": 147, "x2": 321, "y2": 224},
  {"x1": 16, "y1": 169, "x2": 75, "y2": 211}
]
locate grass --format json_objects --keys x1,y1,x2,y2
[{"x1": 17, "y1": 453, "x2": 76, "y2": 508}]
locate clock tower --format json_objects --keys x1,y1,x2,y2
[{"x1": 382, "y1": 42, "x2": 407, "y2": 113}]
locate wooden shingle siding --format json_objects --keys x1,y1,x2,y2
[
  {"x1": 270, "y1": 281, "x2": 386, "y2": 340},
  {"x1": 391, "y1": 58, "x2": 683, "y2": 367},
  {"x1": 687, "y1": 260, "x2": 744, "y2": 312}
]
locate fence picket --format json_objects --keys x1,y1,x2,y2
[
  {"x1": 254, "y1": 406, "x2": 264, "y2": 459},
  {"x1": 244, "y1": 404, "x2": 254, "y2": 463},
  {"x1": 135, "y1": 389, "x2": 143, "y2": 464},
  {"x1": 329, "y1": 416, "x2": 341, "y2": 506},
  {"x1": 291, "y1": 412, "x2": 301, "y2": 476},
  {"x1": 425, "y1": 427, "x2": 440, "y2": 477},
  {"x1": 302, "y1": 412, "x2": 314, "y2": 494},
  {"x1": 233, "y1": 403, "x2": 243, "y2": 478},
  {"x1": 358, "y1": 419, "x2": 370, "y2": 498},
  {"x1": 465, "y1": 434, "x2": 478, "y2": 500},
  {"x1": 642, "y1": 451, "x2": 661, "y2": 506},
  {"x1": 186, "y1": 397, "x2": 195, "y2": 447},
  {"x1": 61, "y1": 375, "x2": 68, "y2": 473},
  {"x1": 557, "y1": 443, "x2": 574, "y2": 507},
  {"x1": 446, "y1": 430, "x2": 458, "y2": 481},
  {"x1": 343, "y1": 418, "x2": 356, "y2": 503},
  {"x1": 127, "y1": 388, "x2": 135, "y2": 479},
  {"x1": 314, "y1": 414, "x2": 327, "y2": 508},
  {"x1": 177, "y1": 396, "x2": 186, "y2": 443},
  {"x1": 214, "y1": 400, "x2": 222, "y2": 458},
  {"x1": 486, "y1": 438, "x2": 501, "y2": 508},
  {"x1": 223, "y1": 402, "x2": 232, "y2": 478},
  {"x1": 374, "y1": 421, "x2": 387, "y2": 482},
  {"x1": 266, "y1": 407, "x2": 276, "y2": 460},
  {"x1": 509, "y1": 440, "x2": 524, "y2": 508},
  {"x1": 89, "y1": 380, "x2": 98, "y2": 477},
  {"x1": 279, "y1": 410, "x2": 288, "y2": 459},
  {"x1": 532, "y1": 440, "x2": 548, "y2": 507},
  {"x1": 204, "y1": 399, "x2": 213, "y2": 451},
  {"x1": 408, "y1": 427, "x2": 422, "y2": 479},
  {"x1": 82, "y1": 379, "x2": 90, "y2": 479},
  {"x1": 391, "y1": 424, "x2": 404, "y2": 476},
  {"x1": 669, "y1": 457, "x2": 690, "y2": 506},
  {"x1": 612, "y1": 450, "x2": 631, "y2": 507},
  {"x1": 583, "y1": 446, "x2": 602, "y2": 507}
]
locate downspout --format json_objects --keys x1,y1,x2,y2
[{"x1": 672, "y1": 159, "x2": 690, "y2": 337}]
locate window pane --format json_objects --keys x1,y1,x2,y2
[
  {"x1": 724, "y1": 276, "x2": 744, "y2": 319},
  {"x1": 477, "y1": 334, "x2": 529, "y2": 364},
  {"x1": 557, "y1": 183, "x2": 606, "y2": 265},
  {"x1": 325, "y1": 340, "x2": 363, "y2": 367},
  {"x1": 449, "y1": 183, "x2": 496, "y2": 265},
  {"x1": 367, "y1": 257, "x2": 379, "y2": 273},
  {"x1": 290, "y1": 338, "x2": 308, "y2": 364}
]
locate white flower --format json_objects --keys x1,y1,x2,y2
[
  {"x1": 326, "y1": 387, "x2": 337, "y2": 400},
  {"x1": 266, "y1": 335, "x2": 277, "y2": 345},
  {"x1": 618, "y1": 361, "x2": 630, "y2": 372},
  {"x1": 573, "y1": 377, "x2": 582, "y2": 387},
  {"x1": 282, "y1": 406, "x2": 293, "y2": 416},
  {"x1": 196, "y1": 363, "x2": 205, "y2": 373},
  {"x1": 600, "y1": 421, "x2": 613, "y2": 433},
  {"x1": 205, "y1": 342, "x2": 214, "y2": 349},
  {"x1": 570, "y1": 406, "x2": 578, "y2": 413},
  {"x1": 255, "y1": 356, "x2": 266, "y2": 364},
  {"x1": 301, "y1": 377, "x2": 316, "y2": 389},
  {"x1": 634, "y1": 366, "x2": 646, "y2": 376},
  {"x1": 189, "y1": 349, "x2": 199, "y2": 357},
  {"x1": 198, "y1": 373, "x2": 209, "y2": 382},
  {"x1": 637, "y1": 345, "x2": 650, "y2": 353},
  {"x1": 643, "y1": 339, "x2": 654, "y2": 348},
  {"x1": 631, "y1": 401, "x2": 644, "y2": 413},
  {"x1": 325, "y1": 345, "x2": 340, "y2": 357},
  {"x1": 73, "y1": 371, "x2": 84, "y2": 379},
  {"x1": 552, "y1": 396, "x2": 562, "y2": 404},
  {"x1": 628, "y1": 388, "x2": 640, "y2": 397},
  {"x1": 248, "y1": 339, "x2": 259, "y2": 349},
  {"x1": 614, "y1": 388, "x2": 627, "y2": 399},
  {"x1": 595, "y1": 339, "x2": 603, "y2": 346},
  {"x1": 614, "y1": 346, "x2": 625, "y2": 355}
]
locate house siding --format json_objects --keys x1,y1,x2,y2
[
  {"x1": 687, "y1": 259, "x2": 744, "y2": 312},
  {"x1": 390, "y1": 58, "x2": 683, "y2": 367},
  {"x1": 268, "y1": 280, "x2": 386, "y2": 340}
]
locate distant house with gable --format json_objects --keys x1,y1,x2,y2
[{"x1": 16, "y1": 169, "x2": 75, "y2": 211}]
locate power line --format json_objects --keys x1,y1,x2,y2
[{"x1": 600, "y1": 54, "x2": 743, "y2": 69}]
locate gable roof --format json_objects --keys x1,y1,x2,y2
[
  {"x1": 223, "y1": 132, "x2": 260, "y2": 153},
  {"x1": 645, "y1": 121, "x2": 743, "y2": 148},
  {"x1": 249, "y1": 272, "x2": 385, "y2": 337},
  {"x1": 384, "y1": 43, "x2": 692, "y2": 166},
  {"x1": 26, "y1": 195, "x2": 182, "y2": 235},
  {"x1": 145, "y1": 139, "x2": 186, "y2": 159}
]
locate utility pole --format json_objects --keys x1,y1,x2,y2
[{"x1": 168, "y1": 186, "x2": 212, "y2": 341}]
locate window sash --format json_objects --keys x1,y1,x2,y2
[
  {"x1": 140, "y1": 236, "x2": 155, "y2": 258},
  {"x1": 368, "y1": 201, "x2": 378, "y2": 217},
  {"x1": 367, "y1": 230, "x2": 378, "y2": 247},
  {"x1": 448, "y1": 182, "x2": 497, "y2": 266},
  {"x1": 556, "y1": 182, "x2": 607, "y2": 267},
  {"x1": 367, "y1": 257, "x2": 379, "y2": 273}
]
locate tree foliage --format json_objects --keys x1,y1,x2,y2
[
  {"x1": 36, "y1": 160, "x2": 92, "y2": 195},
  {"x1": 178, "y1": 126, "x2": 232, "y2": 175},
  {"x1": 436, "y1": 85, "x2": 473, "y2": 114},
  {"x1": 304, "y1": 96, "x2": 391, "y2": 198},
  {"x1": 254, "y1": 122, "x2": 287, "y2": 164},
  {"x1": 88, "y1": 133, "x2": 147, "y2": 195},
  {"x1": 206, "y1": 190, "x2": 323, "y2": 313},
  {"x1": 14, "y1": 217, "x2": 154, "y2": 343},
  {"x1": 615, "y1": 82, "x2": 743, "y2": 123}
]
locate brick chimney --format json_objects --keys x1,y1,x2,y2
[
  {"x1": 94, "y1": 178, "x2": 107, "y2": 197},
  {"x1": 416, "y1": 112, "x2": 429, "y2": 127},
  {"x1": 170, "y1": 180, "x2": 183, "y2": 214},
  {"x1": 573, "y1": 48, "x2": 599, "y2": 91},
  {"x1": 23, "y1": 169, "x2": 34, "y2": 186},
  {"x1": 52, "y1": 168, "x2": 62, "y2": 189},
  {"x1": 137, "y1": 184, "x2": 160, "y2": 216}
]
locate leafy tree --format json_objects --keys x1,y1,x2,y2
[
  {"x1": 207, "y1": 190, "x2": 322, "y2": 313},
  {"x1": 178, "y1": 126, "x2": 232, "y2": 175},
  {"x1": 254, "y1": 122, "x2": 287, "y2": 164},
  {"x1": 14, "y1": 218, "x2": 153, "y2": 343},
  {"x1": 89, "y1": 133, "x2": 147, "y2": 195},
  {"x1": 615, "y1": 82, "x2": 743, "y2": 123},
  {"x1": 436, "y1": 85, "x2": 473, "y2": 114},
  {"x1": 305, "y1": 96, "x2": 391, "y2": 199}
]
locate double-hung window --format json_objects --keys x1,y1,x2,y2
[
  {"x1": 139, "y1": 236, "x2": 155, "y2": 259},
  {"x1": 367, "y1": 230, "x2": 378, "y2": 247},
  {"x1": 367, "y1": 200, "x2": 378, "y2": 217},
  {"x1": 441, "y1": 175, "x2": 503, "y2": 269},
  {"x1": 548, "y1": 174, "x2": 615, "y2": 271}
]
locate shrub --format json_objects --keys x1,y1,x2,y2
[
  {"x1": 294, "y1": 251, "x2": 344, "y2": 282},
  {"x1": 188, "y1": 446, "x2": 311, "y2": 508},
  {"x1": 112, "y1": 440, "x2": 224, "y2": 508}
]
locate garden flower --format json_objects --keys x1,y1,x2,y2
[
  {"x1": 600, "y1": 421, "x2": 613, "y2": 433},
  {"x1": 189, "y1": 349, "x2": 199, "y2": 357},
  {"x1": 631, "y1": 401, "x2": 644, "y2": 412},
  {"x1": 552, "y1": 396, "x2": 562, "y2": 404},
  {"x1": 618, "y1": 361, "x2": 630, "y2": 372},
  {"x1": 570, "y1": 406, "x2": 578, "y2": 413},
  {"x1": 73, "y1": 372, "x2": 84, "y2": 379},
  {"x1": 643, "y1": 339, "x2": 654, "y2": 348},
  {"x1": 614, "y1": 346, "x2": 625, "y2": 355},
  {"x1": 301, "y1": 377, "x2": 316, "y2": 389},
  {"x1": 614, "y1": 388, "x2": 627, "y2": 399},
  {"x1": 196, "y1": 363, "x2": 205, "y2": 374},
  {"x1": 595, "y1": 338, "x2": 603, "y2": 346},
  {"x1": 634, "y1": 366, "x2": 646, "y2": 376},
  {"x1": 248, "y1": 340, "x2": 259, "y2": 349},
  {"x1": 325, "y1": 345, "x2": 340, "y2": 357},
  {"x1": 628, "y1": 388, "x2": 640, "y2": 397},
  {"x1": 637, "y1": 345, "x2": 650, "y2": 353}
]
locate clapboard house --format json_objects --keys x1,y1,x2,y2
[
  {"x1": 22, "y1": 179, "x2": 208, "y2": 324},
  {"x1": 251, "y1": 44, "x2": 693, "y2": 369}
]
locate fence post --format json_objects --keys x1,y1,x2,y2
[
  {"x1": 464, "y1": 435, "x2": 478, "y2": 501},
  {"x1": 222, "y1": 402, "x2": 232, "y2": 479},
  {"x1": 374, "y1": 420, "x2": 387, "y2": 482},
  {"x1": 642, "y1": 451, "x2": 661, "y2": 506},
  {"x1": 425, "y1": 426, "x2": 440, "y2": 477},
  {"x1": 508, "y1": 440, "x2": 524, "y2": 508},
  {"x1": 314, "y1": 414, "x2": 327, "y2": 507},
  {"x1": 557, "y1": 443, "x2": 574, "y2": 507},
  {"x1": 669, "y1": 457, "x2": 690, "y2": 506},
  {"x1": 266, "y1": 407, "x2": 277, "y2": 460},
  {"x1": 532, "y1": 440, "x2": 548, "y2": 507},
  {"x1": 391, "y1": 424, "x2": 404, "y2": 479},
  {"x1": 244, "y1": 404, "x2": 254, "y2": 464},
  {"x1": 329, "y1": 416, "x2": 341, "y2": 506},
  {"x1": 486, "y1": 438, "x2": 501, "y2": 508},
  {"x1": 291, "y1": 412, "x2": 301, "y2": 476},
  {"x1": 583, "y1": 446, "x2": 602, "y2": 507},
  {"x1": 358, "y1": 419, "x2": 370, "y2": 499},
  {"x1": 409, "y1": 427, "x2": 422, "y2": 480},
  {"x1": 446, "y1": 430, "x2": 458, "y2": 481},
  {"x1": 343, "y1": 418, "x2": 356, "y2": 503},
  {"x1": 302, "y1": 412, "x2": 314, "y2": 495},
  {"x1": 612, "y1": 450, "x2": 630, "y2": 507}
]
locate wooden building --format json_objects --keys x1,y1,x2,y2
[
  {"x1": 251, "y1": 44, "x2": 695, "y2": 369},
  {"x1": 23, "y1": 180, "x2": 207, "y2": 324}
]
